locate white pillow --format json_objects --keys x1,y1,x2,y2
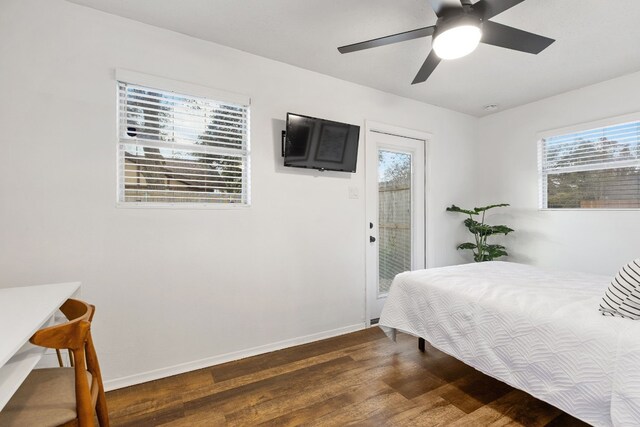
[{"x1": 599, "y1": 258, "x2": 640, "y2": 318}]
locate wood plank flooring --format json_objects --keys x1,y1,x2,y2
[{"x1": 106, "y1": 328, "x2": 590, "y2": 426}]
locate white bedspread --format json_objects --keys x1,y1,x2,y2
[{"x1": 379, "y1": 261, "x2": 640, "y2": 427}]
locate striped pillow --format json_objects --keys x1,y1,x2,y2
[
  {"x1": 599, "y1": 258, "x2": 640, "y2": 318},
  {"x1": 618, "y1": 291, "x2": 640, "y2": 320}
]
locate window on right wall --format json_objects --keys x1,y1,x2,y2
[{"x1": 539, "y1": 118, "x2": 640, "y2": 209}]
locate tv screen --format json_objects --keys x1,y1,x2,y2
[{"x1": 284, "y1": 113, "x2": 360, "y2": 172}]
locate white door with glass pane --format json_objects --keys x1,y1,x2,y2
[{"x1": 365, "y1": 126, "x2": 426, "y2": 323}]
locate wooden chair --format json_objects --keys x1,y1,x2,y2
[{"x1": 0, "y1": 299, "x2": 109, "y2": 427}]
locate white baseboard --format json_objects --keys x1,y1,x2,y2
[{"x1": 103, "y1": 323, "x2": 365, "y2": 391}]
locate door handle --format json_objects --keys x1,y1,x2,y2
[{"x1": 369, "y1": 236, "x2": 376, "y2": 243}]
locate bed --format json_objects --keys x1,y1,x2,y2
[{"x1": 379, "y1": 261, "x2": 640, "y2": 427}]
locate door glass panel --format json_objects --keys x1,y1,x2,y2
[{"x1": 378, "y1": 150, "x2": 412, "y2": 295}]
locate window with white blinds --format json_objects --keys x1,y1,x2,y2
[
  {"x1": 117, "y1": 80, "x2": 250, "y2": 206},
  {"x1": 539, "y1": 119, "x2": 640, "y2": 209}
]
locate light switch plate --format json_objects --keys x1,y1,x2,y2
[{"x1": 348, "y1": 187, "x2": 359, "y2": 199}]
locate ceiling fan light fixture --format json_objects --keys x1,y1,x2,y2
[{"x1": 432, "y1": 24, "x2": 482, "y2": 60}]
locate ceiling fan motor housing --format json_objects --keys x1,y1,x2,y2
[{"x1": 433, "y1": 12, "x2": 483, "y2": 41}]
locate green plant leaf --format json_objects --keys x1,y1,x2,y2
[
  {"x1": 473, "y1": 203, "x2": 510, "y2": 213},
  {"x1": 457, "y1": 242, "x2": 477, "y2": 250},
  {"x1": 485, "y1": 244, "x2": 506, "y2": 250},
  {"x1": 446, "y1": 204, "x2": 478, "y2": 216},
  {"x1": 484, "y1": 244, "x2": 508, "y2": 260},
  {"x1": 489, "y1": 225, "x2": 514, "y2": 235},
  {"x1": 464, "y1": 218, "x2": 492, "y2": 235}
]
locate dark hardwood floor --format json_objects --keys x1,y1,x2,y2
[{"x1": 106, "y1": 328, "x2": 590, "y2": 426}]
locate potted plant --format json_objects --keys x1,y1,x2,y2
[{"x1": 446, "y1": 204, "x2": 514, "y2": 262}]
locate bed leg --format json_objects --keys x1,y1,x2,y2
[{"x1": 418, "y1": 337, "x2": 425, "y2": 353}]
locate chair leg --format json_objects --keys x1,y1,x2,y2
[
  {"x1": 418, "y1": 337, "x2": 426, "y2": 352},
  {"x1": 96, "y1": 389, "x2": 109, "y2": 427}
]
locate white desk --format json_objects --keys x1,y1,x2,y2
[{"x1": 0, "y1": 282, "x2": 80, "y2": 411}]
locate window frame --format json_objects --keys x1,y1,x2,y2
[
  {"x1": 537, "y1": 112, "x2": 640, "y2": 211},
  {"x1": 115, "y1": 69, "x2": 251, "y2": 210}
]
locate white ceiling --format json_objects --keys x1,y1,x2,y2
[{"x1": 67, "y1": 0, "x2": 640, "y2": 116}]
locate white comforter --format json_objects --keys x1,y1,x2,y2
[{"x1": 379, "y1": 261, "x2": 640, "y2": 427}]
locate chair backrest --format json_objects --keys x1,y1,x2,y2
[
  {"x1": 29, "y1": 299, "x2": 107, "y2": 427},
  {"x1": 57, "y1": 299, "x2": 93, "y2": 367}
]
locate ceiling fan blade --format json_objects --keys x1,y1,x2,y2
[
  {"x1": 481, "y1": 21, "x2": 554, "y2": 54},
  {"x1": 474, "y1": 0, "x2": 526, "y2": 20},
  {"x1": 427, "y1": 0, "x2": 463, "y2": 17},
  {"x1": 338, "y1": 26, "x2": 435, "y2": 54},
  {"x1": 412, "y1": 50, "x2": 441, "y2": 85}
]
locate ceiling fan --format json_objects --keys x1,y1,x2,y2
[{"x1": 337, "y1": 0, "x2": 555, "y2": 85}]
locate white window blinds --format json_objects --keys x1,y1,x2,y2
[
  {"x1": 539, "y1": 120, "x2": 640, "y2": 209},
  {"x1": 117, "y1": 81, "x2": 250, "y2": 205}
]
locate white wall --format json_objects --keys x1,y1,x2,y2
[
  {"x1": 477, "y1": 71, "x2": 640, "y2": 276},
  {"x1": 0, "y1": 0, "x2": 478, "y2": 387}
]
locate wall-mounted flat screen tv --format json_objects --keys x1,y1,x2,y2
[{"x1": 284, "y1": 113, "x2": 360, "y2": 172}]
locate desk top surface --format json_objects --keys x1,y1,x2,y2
[{"x1": 0, "y1": 282, "x2": 80, "y2": 368}]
